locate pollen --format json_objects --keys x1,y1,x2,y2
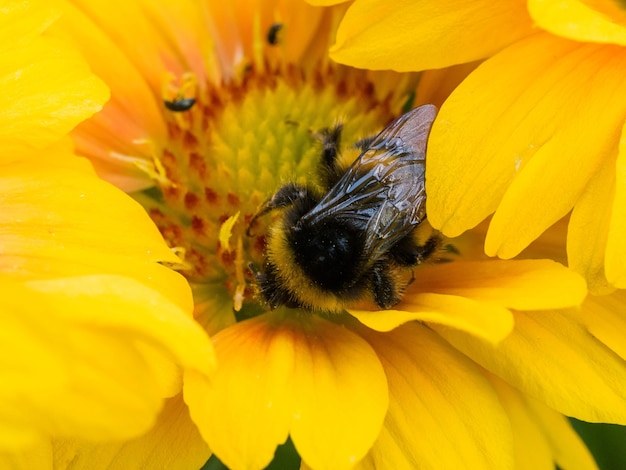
[{"x1": 135, "y1": 38, "x2": 416, "y2": 317}]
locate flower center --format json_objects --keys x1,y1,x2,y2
[{"x1": 136, "y1": 62, "x2": 417, "y2": 322}]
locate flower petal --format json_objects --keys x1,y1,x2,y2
[
  {"x1": 350, "y1": 292, "x2": 514, "y2": 343},
  {"x1": 411, "y1": 260, "x2": 586, "y2": 310},
  {"x1": 567, "y1": 152, "x2": 614, "y2": 294},
  {"x1": 524, "y1": 397, "x2": 598, "y2": 470},
  {"x1": 529, "y1": 0, "x2": 626, "y2": 46},
  {"x1": 331, "y1": 0, "x2": 535, "y2": 70},
  {"x1": 0, "y1": 441, "x2": 52, "y2": 470},
  {"x1": 0, "y1": 155, "x2": 192, "y2": 309},
  {"x1": 0, "y1": 36, "x2": 108, "y2": 158},
  {"x1": 51, "y1": 394, "x2": 210, "y2": 470},
  {"x1": 426, "y1": 34, "x2": 626, "y2": 259},
  {"x1": 487, "y1": 374, "x2": 597, "y2": 470},
  {"x1": 358, "y1": 324, "x2": 513, "y2": 469},
  {"x1": 351, "y1": 259, "x2": 583, "y2": 342},
  {"x1": 434, "y1": 309, "x2": 626, "y2": 423},
  {"x1": 605, "y1": 121, "x2": 626, "y2": 288},
  {"x1": 185, "y1": 310, "x2": 388, "y2": 470},
  {"x1": 579, "y1": 290, "x2": 626, "y2": 363},
  {"x1": 0, "y1": 275, "x2": 214, "y2": 451}
]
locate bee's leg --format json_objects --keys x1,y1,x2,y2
[
  {"x1": 371, "y1": 261, "x2": 399, "y2": 309},
  {"x1": 390, "y1": 233, "x2": 442, "y2": 267},
  {"x1": 312, "y1": 124, "x2": 345, "y2": 189},
  {"x1": 246, "y1": 182, "x2": 315, "y2": 236}
]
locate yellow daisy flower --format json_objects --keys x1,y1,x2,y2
[
  {"x1": 331, "y1": 0, "x2": 626, "y2": 294},
  {"x1": 0, "y1": 0, "x2": 215, "y2": 459},
  {"x1": 45, "y1": 0, "x2": 626, "y2": 468}
]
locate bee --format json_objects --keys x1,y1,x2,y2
[{"x1": 249, "y1": 104, "x2": 440, "y2": 312}]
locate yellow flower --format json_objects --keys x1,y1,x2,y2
[
  {"x1": 0, "y1": 0, "x2": 215, "y2": 459},
  {"x1": 331, "y1": 0, "x2": 626, "y2": 294},
  {"x1": 45, "y1": 0, "x2": 626, "y2": 468}
]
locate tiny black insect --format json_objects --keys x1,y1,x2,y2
[
  {"x1": 267, "y1": 23, "x2": 283, "y2": 45},
  {"x1": 164, "y1": 97, "x2": 196, "y2": 112},
  {"x1": 249, "y1": 104, "x2": 440, "y2": 312}
]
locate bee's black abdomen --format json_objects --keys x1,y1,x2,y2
[{"x1": 289, "y1": 220, "x2": 363, "y2": 292}]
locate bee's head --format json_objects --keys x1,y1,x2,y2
[{"x1": 289, "y1": 220, "x2": 363, "y2": 291}]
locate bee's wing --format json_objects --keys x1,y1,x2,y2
[{"x1": 302, "y1": 104, "x2": 438, "y2": 262}]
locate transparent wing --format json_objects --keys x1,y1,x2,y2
[{"x1": 301, "y1": 104, "x2": 438, "y2": 263}]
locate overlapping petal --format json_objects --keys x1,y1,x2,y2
[
  {"x1": 487, "y1": 375, "x2": 597, "y2": 470},
  {"x1": 358, "y1": 324, "x2": 514, "y2": 469},
  {"x1": 331, "y1": 0, "x2": 535, "y2": 71},
  {"x1": 50, "y1": 394, "x2": 210, "y2": 470},
  {"x1": 185, "y1": 310, "x2": 388, "y2": 470},
  {"x1": 529, "y1": 0, "x2": 626, "y2": 45},
  {"x1": 427, "y1": 34, "x2": 626, "y2": 262},
  {"x1": 350, "y1": 259, "x2": 585, "y2": 342},
  {"x1": 605, "y1": 122, "x2": 626, "y2": 288},
  {"x1": 0, "y1": 276, "x2": 214, "y2": 451},
  {"x1": 578, "y1": 290, "x2": 626, "y2": 362},
  {"x1": 434, "y1": 308, "x2": 626, "y2": 424},
  {"x1": 0, "y1": 1, "x2": 108, "y2": 160},
  {"x1": 0, "y1": 155, "x2": 215, "y2": 450}
]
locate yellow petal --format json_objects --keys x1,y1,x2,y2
[
  {"x1": 487, "y1": 374, "x2": 597, "y2": 470},
  {"x1": 487, "y1": 375, "x2": 553, "y2": 470},
  {"x1": 412, "y1": 260, "x2": 586, "y2": 310},
  {"x1": 51, "y1": 2, "x2": 168, "y2": 189},
  {"x1": 0, "y1": 35, "x2": 108, "y2": 158},
  {"x1": 185, "y1": 310, "x2": 388, "y2": 470},
  {"x1": 605, "y1": 121, "x2": 626, "y2": 287},
  {"x1": 0, "y1": 276, "x2": 214, "y2": 451},
  {"x1": 351, "y1": 259, "x2": 584, "y2": 342},
  {"x1": 358, "y1": 324, "x2": 513, "y2": 469},
  {"x1": 331, "y1": 0, "x2": 535, "y2": 71},
  {"x1": 0, "y1": 155, "x2": 194, "y2": 309},
  {"x1": 0, "y1": 441, "x2": 52, "y2": 470},
  {"x1": 434, "y1": 309, "x2": 626, "y2": 423},
  {"x1": 350, "y1": 292, "x2": 514, "y2": 343},
  {"x1": 579, "y1": 290, "x2": 626, "y2": 362},
  {"x1": 529, "y1": 0, "x2": 626, "y2": 45},
  {"x1": 426, "y1": 34, "x2": 626, "y2": 260},
  {"x1": 0, "y1": 0, "x2": 59, "y2": 48},
  {"x1": 568, "y1": 151, "x2": 614, "y2": 293},
  {"x1": 525, "y1": 397, "x2": 598, "y2": 470},
  {"x1": 51, "y1": 394, "x2": 210, "y2": 470}
]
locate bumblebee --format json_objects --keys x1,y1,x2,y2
[{"x1": 249, "y1": 104, "x2": 440, "y2": 312}]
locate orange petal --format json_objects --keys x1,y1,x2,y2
[
  {"x1": 529, "y1": 0, "x2": 626, "y2": 45},
  {"x1": 426, "y1": 34, "x2": 626, "y2": 260},
  {"x1": 50, "y1": 394, "x2": 210, "y2": 470},
  {"x1": 331, "y1": 0, "x2": 534, "y2": 70},
  {"x1": 185, "y1": 310, "x2": 388, "y2": 470},
  {"x1": 434, "y1": 309, "x2": 626, "y2": 423},
  {"x1": 359, "y1": 324, "x2": 513, "y2": 469}
]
